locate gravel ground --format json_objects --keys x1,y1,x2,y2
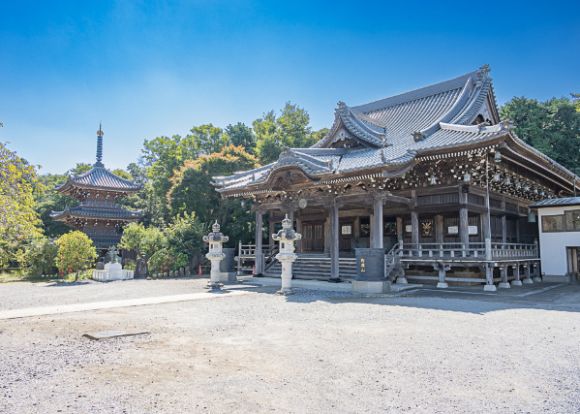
[{"x1": 1, "y1": 280, "x2": 579, "y2": 413}]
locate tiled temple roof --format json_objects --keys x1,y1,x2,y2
[
  {"x1": 51, "y1": 205, "x2": 142, "y2": 221},
  {"x1": 57, "y1": 166, "x2": 142, "y2": 193},
  {"x1": 530, "y1": 197, "x2": 580, "y2": 208},
  {"x1": 214, "y1": 66, "x2": 576, "y2": 194}
]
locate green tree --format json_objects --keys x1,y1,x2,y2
[
  {"x1": 0, "y1": 142, "x2": 43, "y2": 268},
  {"x1": 190, "y1": 124, "x2": 229, "y2": 155},
  {"x1": 18, "y1": 236, "x2": 58, "y2": 276},
  {"x1": 501, "y1": 96, "x2": 580, "y2": 174},
  {"x1": 169, "y1": 145, "x2": 258, "y2": 243},
  {"x1": 111, "y1": 168, "x2": 133, "y2": 181},
  {"x1": 35, "y1": 173, "x2": 76, "y2": 237},
  {"x1": 254, "y1": 103, "x2": 315, "y2": 163},
  {"x1": 119, "y1": 222, "x2": 166, "y2": 261},
  {"x1": 55, "y1": 231, "x2": 97, "y2": 279},
  {"x1": 225, "y1": 122, "x2": 256, "y2": 153}
]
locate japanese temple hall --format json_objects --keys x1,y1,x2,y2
[
  {"x1": 51, "y1": 126, "x2": 142, "y2": 251},
  {"x1": 213, "y1": 66, "x2": 580, "y2": 290}
]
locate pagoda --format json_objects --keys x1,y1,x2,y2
[{"x1": 51, "y1": 125, "x2": 142, "y2": 250}]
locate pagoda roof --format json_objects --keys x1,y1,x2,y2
[
  {"x1": 57, "y1": 166, "x2": 142, "y2": 193},
  {"x1": 214, "y1": 66, "x2": 578, "y2": 195},
  {"x1": 51, "y1": 205, "x2": 142, "y2": 221}
]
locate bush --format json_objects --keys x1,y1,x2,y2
[
  {"x1": 55, "y1": 231, "x2": 97, "y2": 280},
  {"x1": 119, "y1": 223, "x2": 166, "y2": 260},
  {"x1": 18, "y1": 237, "x2": 58, "y2": 276}
]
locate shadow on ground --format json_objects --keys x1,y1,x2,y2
[{"x1": 223, "y1": 281, "x2": 580, "y2": 316}]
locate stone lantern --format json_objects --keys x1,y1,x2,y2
[
  {"x1": 272, "y1": 214, "x2": 302, "y2": 295},
  {"x1": 203, "y1": 221, "x2": 229, "y2": 290}
]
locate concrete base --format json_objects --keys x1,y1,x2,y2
[
  {"x1": 352, "y1": 280, "x2": 390, "y2": 294},
  {"x1": 511, "y1": 280, "x2": 523, "y2": 287},
  {"x1": 436, "y1": 282, "x2": 449, "y2": 289},
  {"x1": 483, "y1": 284, "x2": 497, "y2": 292},
  {"x1": 498, "y1": 282, "x2": 511, "y2": 289},
  {"x1": 395, "y1": 277, "x2": 408, "y2": 285},
  {"x1": 276, "y1": 288, "x2": 294, "y2": 296},
  {"x1": 522, "y1": 278, "x2": 534, "y2": 284},
  {"x1": 533, "y1": 277, "x2": 542, "y2": 283}
]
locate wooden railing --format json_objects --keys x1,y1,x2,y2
[
  {"x1": 384, "y1": 243, "x2": 401, "y2": 280},
  {"x1": 400, "y1": 242, "x2": 538, "y2": 260},
  {"x1": 236, "y1": 242, "x2": 277, "y2": 274}
]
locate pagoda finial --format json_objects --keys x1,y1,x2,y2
[{"x1": 95, "y1": 123, "x2": 104, "y2": 167}]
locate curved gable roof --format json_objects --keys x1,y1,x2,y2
[{"x1": 58, "y1": 166, "x2": 142, "y2": 193}]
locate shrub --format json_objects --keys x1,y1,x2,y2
[
  {"x1": 18, "y1": 237, "x2": 58, "y2": 276},
  {"x1": 55, "y1": 231, "x2": 97, "y2": 280}
]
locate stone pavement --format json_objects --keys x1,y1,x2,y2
[{"x1": 0, "y1": 288, "x2": 254, "y2": 320}]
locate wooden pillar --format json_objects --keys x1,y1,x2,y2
[
  {"x1": 411, "y1": 191, "x2": 419, "y2": 245},
  {"x1": 396, "y1": 216, "x2": 404, "y2": 245},
  {"x1": 371, "y1": 196, "x2": 384, "y2": 248},
  {"x1": 353, "y1": 216, "x2": 361, "y2": 246},
  {"x1": 435, "y1": 214, "x2": 444, "y2": 244},
  {"x1": 500, "y1": 199, "x2": 507, "y2": 245},
  {"x1": 482, "y1": 191, "x2": 492, "y2": 261},
  {"x1": 255, "y1": 210, "x2": 264, "y2": 274},
  {"x1": 501, "y1": 215, "x2": 507, "y2": 245},
  {"x1": 411, "y1": 211, "x2": 419, "y2": 245},
  {"x1": 459, "y1": 188, "x2": 469, "y2": 248},
  {"x1": 324, "y1": 216, "x2": 331, "y2": 253},
  {"x1": 329, "y1": 201, "x2": 340, "y2": 281},
  {"x1": 295, "y1": 213, "x2": 303, "y2": 253},
  {"x1": 268, "y1": 214, "x2": 276, "y2": 249}
]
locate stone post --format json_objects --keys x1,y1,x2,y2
[
  {"x1": 498, "y1": 265, "x2": 510, "y2": 288},
  {"x1": 511, "y1": 264, "x2": 522, "y2": 286},
  {"x1": 436, "y1": 263, "x2": 449, "y2": 289},
  {"x1": 272, "y1": 215, "x2": 302, "y2": 295},
  {"x1": 522, "y1": 263, "x2": 534, "y2": 284},
  {"x1": 203, "y1": 221, "x2": 229, "y2": 290},
  {"x1": 532, "y1": 263, "x2": 542, "y2": 283},
  {"x1": 483, "y1": 264, "x2": 497, "y2": 292}
]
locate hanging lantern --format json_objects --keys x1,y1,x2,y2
[
  {"x1": 494, "y1": 151, "x2": 502, "y2": 163},
  {"x1": 429, "y1": 174, "x2": 437, "y2": 185},
  {"x1": 528, "y1": 209, "x2": 537, "y2": 223},
  {"x1": 463, "y1": 173, "x2": 471, "y2": 183}
]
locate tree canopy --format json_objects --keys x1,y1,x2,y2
[
  {"x1": 501, "y1": 95, "x2": 580, "y2": 174},
  {"x1": 0, "y1": 142, "x2": 43, "y2": 267}
]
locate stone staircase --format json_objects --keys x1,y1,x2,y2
[{"x1": 263, "y1": 253, "x2": 357, "y2": 280}]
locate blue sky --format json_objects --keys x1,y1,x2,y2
[{"x1": 1, "y1": 0, "x2": 579, "y2": 174}]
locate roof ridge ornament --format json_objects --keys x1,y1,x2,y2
[
  {"x1": 478, "y1": 64, "x2": 491, "y2": 78},
  {"x1": 412, "y1": 131, "x2": 425, "y2": 142}
]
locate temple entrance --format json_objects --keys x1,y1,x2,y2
[
  {"x1": 302, "y1": 222, "x2": 324, "y2": 252},
  {"x1": 339, "y1": 219, "x2": 354, "y2": 252}
]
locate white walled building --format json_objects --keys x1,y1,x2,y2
[{"x1": 532, "y1": 197, "x2": 580, "y2": 282}]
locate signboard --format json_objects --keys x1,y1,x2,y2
[
  {"x1": 448, "y1": 226, "x2": 459, "y2": 235},
  {"x1": 405, "y1": 225, "x2": 412, "y2": 233},
  {"x1": 468, "y1": 225, "x2": 478, "y2": 235}
]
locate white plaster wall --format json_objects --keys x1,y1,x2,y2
[{"x1": 537, "y1": 206, "x2": 580, "y2": 276}]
